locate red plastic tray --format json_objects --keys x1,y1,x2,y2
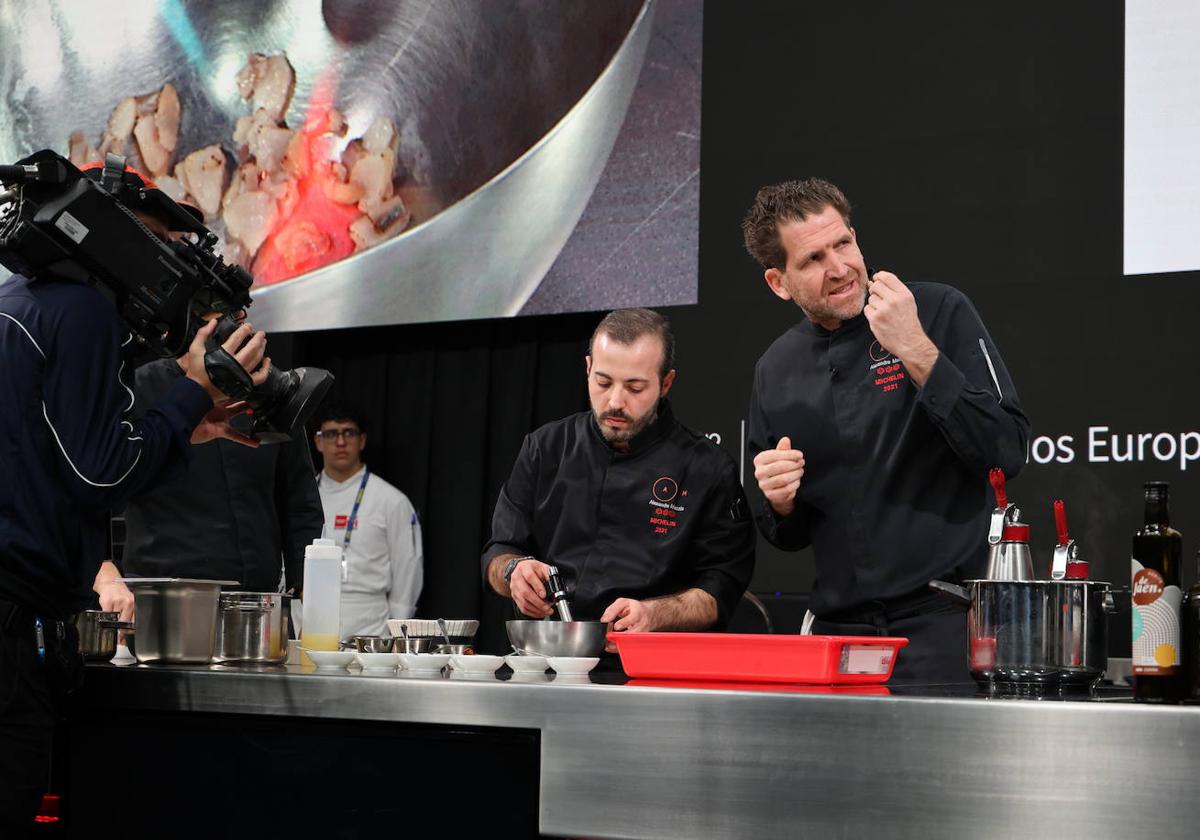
[{"x1": 608, "y1": 632, "x2": 909, "y2": 684}]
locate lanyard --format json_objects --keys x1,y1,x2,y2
[
  {"x1": 319, "y1": 465, "x2": 369, "y2": 552},
  {"x1": 341, "y1": 467, "x2": 370, "y2": 551}
]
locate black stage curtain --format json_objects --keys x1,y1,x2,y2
[{"x1": 288, "y1": 312, "x2": 595, "y2": 653}]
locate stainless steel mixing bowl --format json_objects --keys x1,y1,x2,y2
[
  {"x1": 507, "y1": 620, "x2": 607, "y2": 657},
  {"x1": 0, "y1": 0, "x2": 655, "y2": 327}
]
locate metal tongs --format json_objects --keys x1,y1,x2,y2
[
  {"x1": 1050, "y1": 499, "x2": 1086, "y2": 580},
  {"x1": 987, "y1": 468, "x2": 1018, "y2": 545},
  {"x1": 546, "y1": 565, "x2": 574, "y2": 622}
]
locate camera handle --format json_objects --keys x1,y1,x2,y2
[{"x1": 203, "y1": 347, "x2": 253, "y2": 402}]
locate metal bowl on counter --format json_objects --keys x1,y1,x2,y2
[
  {"x1": 507, "y1": 620, "x2": 607, "y2": 658},
  {"x1": 351, "y1": 635, "x2": 394, "y2": 654},
  {"x1": 0, "y1": 0, "x2": 654, "y2": 327},
  {"x1": 216, "y1": 591, "x2": 289, "y2": 664},
  {"x1": 121, "y1": 578, "x2": 238, "y2": 664}
]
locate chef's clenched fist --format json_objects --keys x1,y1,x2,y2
[
  {"x1": 753, "y1": 436, "x2": 804, "y2": 517},
  {"x1": 862, "y1": 271, "x2": 939, "y2": 386}
]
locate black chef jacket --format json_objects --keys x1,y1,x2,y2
[
  {"x1": 481, "y1": 401, "x2": 755, "y2": 624},
  {"x1": 748, "y1": 281, "x2": 1030, "y2": 617},
  {"x1": 0, "y1": 274, "x2": 211, "y2": 617},
  {"x1": 120, "y1": 359, "x2": 323, "y2": 593}
]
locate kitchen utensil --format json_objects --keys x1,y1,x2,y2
[
  {"x1": 397, "y1": 652, "x2": 450, "y2": 673},
  {"x1": 74, "y1": 610, "x2": 134, "y2": 662},
  {"x1": 354, "y1": 651, "x2": 399, "y2": 672},
  {"x1": 216, "y1": 592, "x2": 289, "y2": 664},
  {"x1": 607, "y1": 632, "x2": 908, "y2": 684},
  {"x1": 299, "y1": 649, "x2": 355, "y2": 669},
  {"x1": 930, "y1": 579, "x2": 1116, "y2": 688},
  {"x1": 350, "y1": 635, "x2": 395, "y2": 653},
  {"x1": 1051, "y1": 499, "x2": 1088, "y2": 580},
  {"x1": 985, "y1": 468, "x2": 1034, "y2": 581},
  {"x1": 546, "y1": 656, "x2": 600, "y2": 675},
  {"x1": 506, "y1": 620, "x2": 609, "y2": 658},
  {"x1": 120, "y1": 578, "x2": 237, "y2": 664},
  {"x1": 545, "y1": 565, "x2": 575, "y2": 622},
  {"x1": 436, "y1": 618, "x2": 453, "y2": 648},
  {"x1": 0, "y1": 0, "x2": 655, "y2": 328},
  {"x1": 435, "y1": 643, "x2": 475, "y2": 655},
  {"x1": 387, "y1": 619, "x2": 479, "y2": 643},
  {"x1": 504, "y1": 653, "x2": 550, "y2": 673},
  {"x1": 448, "y1": 654, "x2": 504, "y2": 674}
]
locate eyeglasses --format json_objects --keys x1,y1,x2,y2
[{"x1": 316, "y1": 428, "x2": 362, "y2": 441}]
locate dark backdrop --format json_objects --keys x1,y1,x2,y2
[{"x1": 287, "y1": 1, "x2": 1198, "y2": 655}]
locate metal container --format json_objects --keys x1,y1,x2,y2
[
  {"x1": 507, "y1": 620, "x2": 607, "y2": 657},
  {"x1": 216, "y1": 592, "x2": 289, "y2": 664},
  {"x1": 393, "y1": 638, "x2": 435, "y2": 654},
  {"x1": 931, "y1": 579, "x2": 1117, "y2": 688},
  {"x1": 351, "y1": 635, "x2": 394, "y2": 653},
  {"x1": 74, "y1": 610, "x2": 133, "y2": 661},
  {"x1": 122, "y1": 578, "x2": 236, "y2": 664}
]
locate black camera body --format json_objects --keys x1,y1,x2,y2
[{"x1": 0, "y1": 149, "x2": 331, "y2": 442}]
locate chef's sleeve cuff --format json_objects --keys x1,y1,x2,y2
[{"x1": 916, "y1": 351, "x2": 965, "y2": 422}]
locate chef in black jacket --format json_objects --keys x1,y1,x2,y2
[
  {"x1": 742, "y1": 179, "x2": 1030, "y2": 683},
  {"x1": 482, "y1": 309, "x2": 754, "y2": 649}
]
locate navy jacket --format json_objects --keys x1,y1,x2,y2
[
  {"x1": 0, "y1": 274, "x2": 210, "y2": 617},
  {"x1": 748, "y1": 282, "x2": 1030, "y2": 617}
]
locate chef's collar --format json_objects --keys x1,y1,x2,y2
[
  {"x1": 802, "y1": 310, "x2": 869, "y2": 338},
  {"x1": 589, "y1": 399, "x2": 674, "y2": 456}
]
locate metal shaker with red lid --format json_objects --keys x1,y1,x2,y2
[{"x1": 985, "y1": 467, "x2": 1035, "y2": 581}]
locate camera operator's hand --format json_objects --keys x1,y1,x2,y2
[
  {"x1": 185, "y1": 318, "x2": 270, "y2": 401},
  {"x1": 191, "y1": 399, "x2": 260, "y2": 447}
]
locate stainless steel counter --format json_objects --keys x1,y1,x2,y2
[{"x1": 80, "y1": 662, "x2": 1200, "y2": 839}]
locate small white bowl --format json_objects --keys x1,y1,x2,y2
[
  {"x1": 504, "y1": 653, "x2": 549, "y2": 673},
  {"x1": 398, "y1": 653, "x2": 450, "y2": 673},
  {"x1": 355, "y1": 651, "x2": 399, "y2": 672},
  {"x1": 546, "y1": 656, "x2": 600, "y2": 675},
  {"x1": 448, "y1": 654, "x2": 505, "y2": 674},
  {"x1": 508, "y1": 671, "x2": 552, "y2": 684},
  {"x1": 303, "y1": 649, "x2": 356, "y2": 669},
  {"x1": 552, "y1": 673, "x2": 593, "y2": 685}
]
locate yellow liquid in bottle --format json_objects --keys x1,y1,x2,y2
[{"x1": 300, "y1": 632, "x2": 341, "y2": 667}]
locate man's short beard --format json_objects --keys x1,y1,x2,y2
[{"x1": 596, "y1": 406, "x2": 657, "y2": 445}]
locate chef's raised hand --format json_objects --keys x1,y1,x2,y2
[
  {"x1": 862, "y1": 271, "x2": 939, "y2": 386},
  {"x1": 509, "y1": 558, "x2": 555, "y2": 619},
  {"x1": 753, "y1": 436, "x2": 805, "y2": 517},
  {"x1": 600, "y1": 597, "x2": 654, "y2": 652}
]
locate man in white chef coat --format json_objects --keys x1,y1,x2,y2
[{"x1": 313, "y1": 403, "x2": 423, "y2": 637}]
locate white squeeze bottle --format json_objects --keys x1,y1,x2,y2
[{"x1": 300, "y1": 538, "x2": 344, "y2": 662}]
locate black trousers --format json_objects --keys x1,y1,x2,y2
[
  {"x1": 0, "y1": 599, "x2": 80, "y2": 837},
  {"x1": 811, "y1": 591, "x2": 970, "y2": 684}
]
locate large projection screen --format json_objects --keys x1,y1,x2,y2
[
  {"x1": 0, "y1": 0, "x2": 701, "y2": 330},
  {"x1": 1125, "y1": 0, "x2": 1200, "y2": 276}
]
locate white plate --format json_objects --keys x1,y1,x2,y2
[
  {"x1": 355, "y1": 652, "x2": 399, "y2": 671},
  {"x1": 303, "y1": 649, "x2": 356, "y2": 669},
  {"x1": 504, "y1": 654, "x2": 549, "y2": 673},
  {"x1": 546, "y1": 656, "x2": 600, "y2": 675},
  {"x1": 448, "y1": 654, "x2": 505, "y2": 674},
  {"x1": 398, "y1": 653, "x2": 450, "y2": 672}
]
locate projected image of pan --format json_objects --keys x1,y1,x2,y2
[{"x1": 0, "y1": 0, "x2": 655, "y2": 330}]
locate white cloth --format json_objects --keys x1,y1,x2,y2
[{"x1": 317, "y1": 466, "x2": 423, "y2": 638}]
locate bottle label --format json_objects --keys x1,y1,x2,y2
[{"x1": 1131, "y1": 559, "x2": 1182, "y2": 674}]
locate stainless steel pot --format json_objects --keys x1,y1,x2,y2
[
  {"x1": 215, "y1": 592, "x2": 288, "y2": 664},
  {"x1": 74, "y1": 610, "x2": 134, "y2": 661},
  {"x1": 931, "y1": 579, "x2": 1119, "y2": 688},
  {"x1": 122, "y1": 578, "x2": 237, "y2": 664}
]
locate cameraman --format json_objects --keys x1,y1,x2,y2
[{"x1": 0, "y1": 169, "x2": 269, "y2": 831}]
